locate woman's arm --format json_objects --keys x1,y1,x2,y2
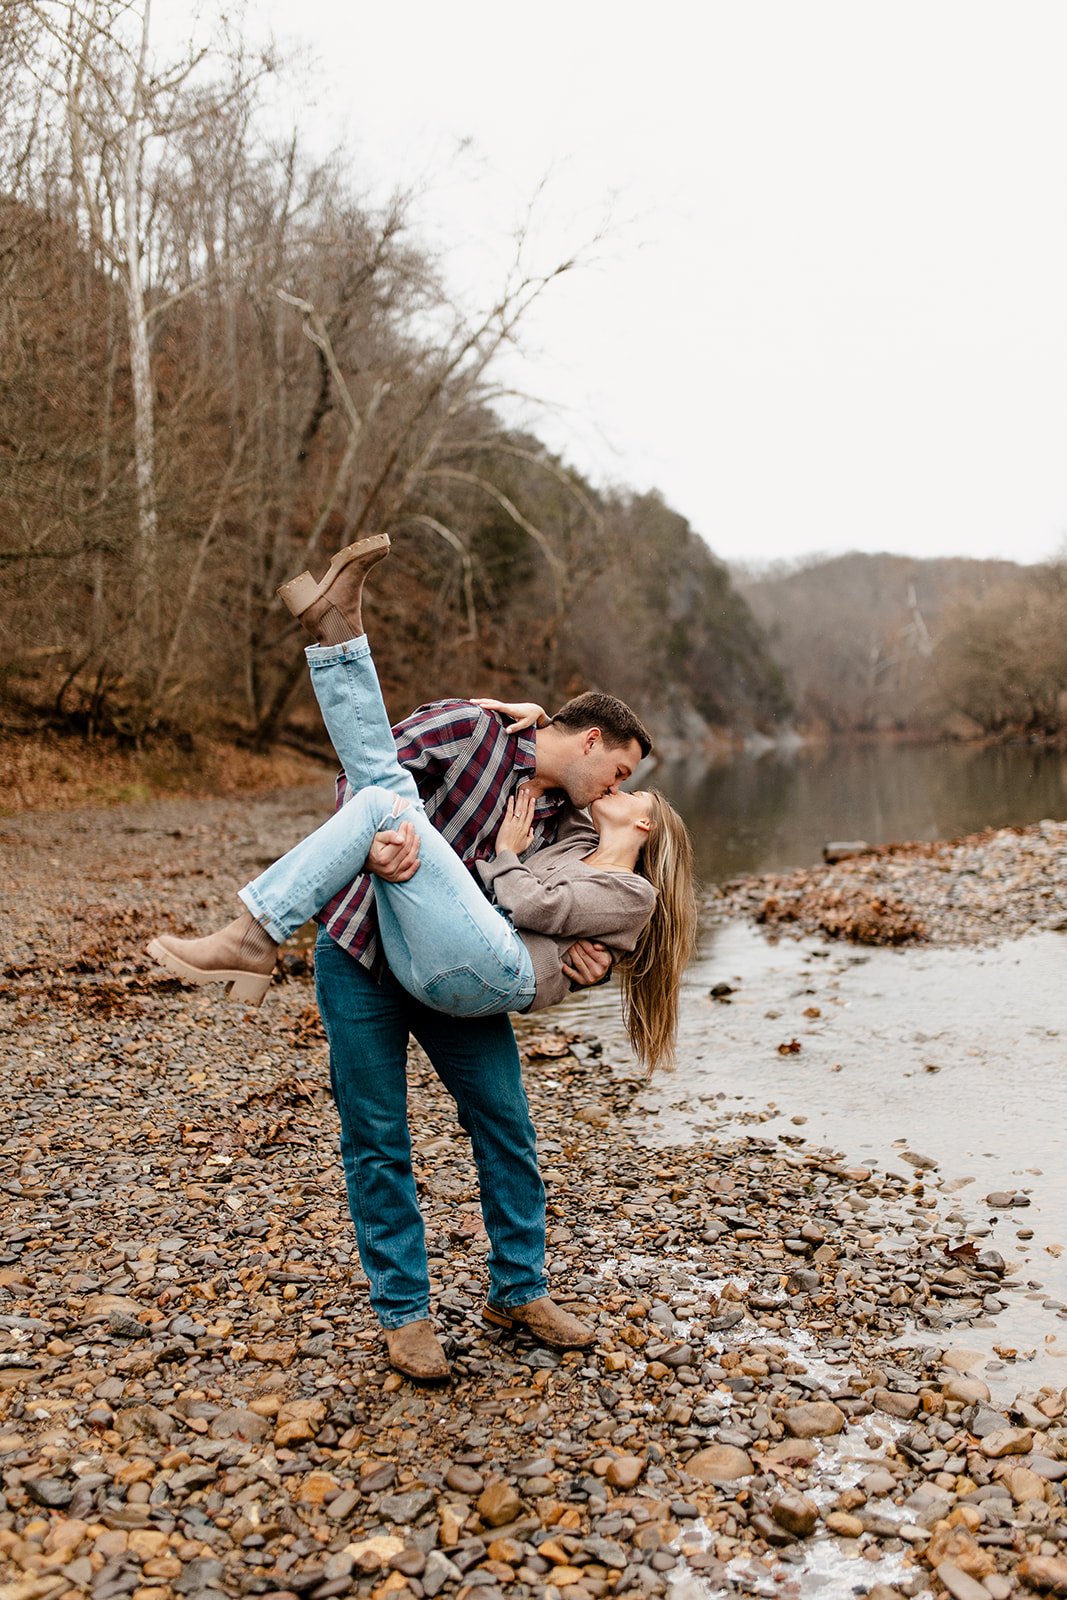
[
  {"x1": 493, "y1": 795, "x2": 614, "y2": 985},
  {"x1": 483, "y1": 847, "x2": 656, "y2": 944}
]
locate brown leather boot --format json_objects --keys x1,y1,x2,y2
[
  {"x1": 482, "y1": 1295, "x2": 596, "y2": 1350},
  {"x1": 277, "y1": 533, "x2": 390, "y2": 645},
  {"x1": 146, "y1": 912, "x2": 278, "y2": 1005},
  {"x1": 383, "y1": 1319, "x2": 450, "y2": 1382}
]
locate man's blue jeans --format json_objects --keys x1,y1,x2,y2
[
  {"x1": 315, "y1": 927, "x2": 548, "y2": 1327},
  {"x1": 262, "y1": 634, "x2": 547, "y2": 1328}
]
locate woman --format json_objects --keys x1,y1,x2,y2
[{"x1": 148, "y1": 539, "x2": 696, "y2": 1071}]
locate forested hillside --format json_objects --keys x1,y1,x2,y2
[
  {"x1": 0, "y1": 4, "x2": 788, "y2": 768},
  {"x1": 738, "y1": 552, "x2": 1032, "y2": 736}
]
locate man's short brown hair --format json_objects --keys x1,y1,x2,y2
[{"x1": 550, "y1": 692, "x2": 653, "y2": 759}]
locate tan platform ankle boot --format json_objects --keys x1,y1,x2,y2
[{"x1": 146, "y1": 911, "x2": 278, "y2": 1005}]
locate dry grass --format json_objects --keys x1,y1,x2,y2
[{"x1": 0, "y1": 728, "x2": 323, "y2": 815}]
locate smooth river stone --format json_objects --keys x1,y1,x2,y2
[
  {"x1": 869, "y1": 1387, "x2": 920, "y2": 1419},
  {"x1": 942, "y1": 1376, "x2": 991, "y2": 1404},
  {"x1": 937, "y1": 1562, "x2": 993, "y2": 1600},
  {"x1": 686, "y1": 1444, "x2": 755, "y2": 1483},
  {"x1": 782, "y1": 1401, "x2": 846, "y2": 1438},
  {"x1": 942, "y1": 1347, "x2": 987, "y2": 1373},
  {"x1": 981, "y1": 1426, "x2": 1033, "y2": 1459},
  {"x1": 771, "y1": 1492, "x2": 818, "y2": 1537}
]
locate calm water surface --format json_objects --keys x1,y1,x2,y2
[
  {"x1": 564, "y1": 739, "x2": 1067, "y2": 1391},
  {"x1": 649, "y1": 739, "x2": 1067, "y2": 885}
]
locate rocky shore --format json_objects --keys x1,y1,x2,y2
[
  {"x1": 710, "y1": 820, "x2": 1067, "y2": 947},
  {"x1": 0, "y1": 791, "x2": 1065, "y2": 1600}
]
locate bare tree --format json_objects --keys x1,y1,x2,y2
[{"x1": 23, "y1": 0, "x2": 272, "y2": 668}]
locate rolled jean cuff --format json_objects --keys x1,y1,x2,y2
[
  {"x1": 497, "y1": 1280, "x2": 549, "y2": 1310},
  {"x1": 305, "y1": 636, "x2": 371, "y2": 665},
  {"x1": 237, "y1": 884, "x2": 292, "y2": 946},
  {"x1": 378, "y1": 1309, "x2": 432, "y2": 1330}
]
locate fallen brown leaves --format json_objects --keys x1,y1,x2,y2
[
  {"x1": 756, "y1": 881, "x2": 925, "y2": 945},
  {"x1": 520, "y1": 1031, "x2": 574, "y2": 1061},
  {"x1": 0, "y1": 727, "x2": 321, "y2": 815},
  {"x1": 713, "y1": 818, "x2": 1067, "y2": 947},
  {"x1": 1, "y1": 905, "x2": 189, "y2": 1020}
]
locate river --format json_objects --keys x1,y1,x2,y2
[
  {"x1": 561, "y1": 737, "x2": 1067, "y2": 1390},
  {"x1": 648, "y1": 737, "x2": 1067, "y2": 885}
]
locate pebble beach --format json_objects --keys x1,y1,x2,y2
[{"x1": 1, "y1": 791, "x2": 1066, "y2": 1600}]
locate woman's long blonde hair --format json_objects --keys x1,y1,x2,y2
[{"x1": 617, "y1": 791, "x2": 698, "y2": 1074}]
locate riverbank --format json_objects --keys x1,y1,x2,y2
[
  {"x1": 0, "y1": 729, "x2": 325, "y2": 816},
  {"x1": 1, "y1": 790, "x2": 1066, "y2": 1600},
  {"x1": 709, "y1": 819, "x2": 1067, "y2": 946}
]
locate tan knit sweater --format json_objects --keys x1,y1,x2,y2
[{"x1": 476, "y1": 806, "x2": 657, "y2": 1013}]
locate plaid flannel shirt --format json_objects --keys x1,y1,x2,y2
[{"x1": 318, "y1": 699, "x2": 565, "y2": 971}]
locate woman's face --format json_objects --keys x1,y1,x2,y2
[{"x1": 590, "y1": 789, "x2": 653, "y2": 831}]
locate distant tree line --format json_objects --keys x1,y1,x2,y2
[
  {"x1": 739, "y1": 550, "x2": 1067, "y2": 742},
  {"x1": 0, "y1": 0, "x2": 787, "y2": 759},
  {"x1": 934, "y1": 557, "x2": 1067, "y2": 740}
]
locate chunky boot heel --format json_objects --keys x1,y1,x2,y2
[
  {"x1": 224, "y1": 971, "x2": 273, "y2": 1005},
  {"x1": 276, "y1": 570, "x2": 320, "y2": 613}
]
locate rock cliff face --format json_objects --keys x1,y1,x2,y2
[{"x1": 542, "y1": 491, "x2": 792, "y2": 748}]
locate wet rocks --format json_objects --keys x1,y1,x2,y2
[
  {"x1": 23, "y1": 1478, "x2": 72, "y2": 1510},
  {"x1": 714, "y1": 817, "x2": 1067, "y2": 946},
  {"x1": 2, "y1": 787, "x2": 1067, "y2": 1600},
  {"x1": 869, "y1": 1386, "x2": 921, "y2": 1419},
  {"x1": 937, "y1": 1561, "x2": 993, "y2": 1600},
  {"x1": 206, "y1": 1406, "x2": 271, "y2": 1442},
  {"x1": 981, "y1": 1426, "x2": 1034, "y2": 1457},
  {"x1": 475, "y1": 1482, "x2": 522, "y2": 1526},
  {"x1": 444, "y1": 1464, "x2": 484, "y2": 1494},
  {"x1": 771, "y1": 1492, "x2": 818, "y2": 1537},
  {"x1": 1017, "y1": 1554, "x2": 1067, "y2": 1593},
  {"x1": 824, "y1": 1510, "x2": 864, "y2": 1537},
  {"x1": 942, "y1": 1376, "x2": 991, "y2": 1404},
  {"x1": 925, "y1": 1525, "x2": 997, "y2": 1579},
  {"x1": 782, "y1": 1400, "x2": 846, "y2": 1437},
  {"x1": 604, "y1": 1455, "x2": 645, "y2": 1488},
  {"x1": 379, "y1": 1488, "x2": 436, "y2": 1523}
]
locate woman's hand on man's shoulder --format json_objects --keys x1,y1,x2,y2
[{"x1": 472, "y1": 697, "x2": 550, "y2": 734}]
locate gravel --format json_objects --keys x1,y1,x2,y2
[
  {"x1": 711, "y1": 819, "x2": 1067, "y2": 946},
  {"x1": 0, "y1": 787, "x2": 1064, "y2": 1600}
]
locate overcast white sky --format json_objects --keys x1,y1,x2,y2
[{"x1": 228, "y1": 0, "x2": 1067, "y2": 568}]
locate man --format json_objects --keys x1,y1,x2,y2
[{"x1": 286, "y1": 536, "x2": 653, "y2": 1380}]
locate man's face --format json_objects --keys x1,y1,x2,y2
[{"x1": 562, "y1": 732, "x2": 643, "y2": 809}]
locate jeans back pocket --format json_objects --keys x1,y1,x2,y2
[{"x1": 421, "y1": 965, "x2": 514, "y2": 1017}]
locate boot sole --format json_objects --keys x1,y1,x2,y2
[
  {"x1": 146, "y1": 938, "x2": 272, "y2": 1005},
  {"x1": 385, "y1": 1357, "x2": 451, "y2": 1384}
]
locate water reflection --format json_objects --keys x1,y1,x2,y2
[{"x1": 651, "y1": 741, "x2": 1067, "y2": 885}]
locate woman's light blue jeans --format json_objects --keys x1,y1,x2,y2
[{"x1": 238, "y1": 636, "x2": 537, "y2": 1017}]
